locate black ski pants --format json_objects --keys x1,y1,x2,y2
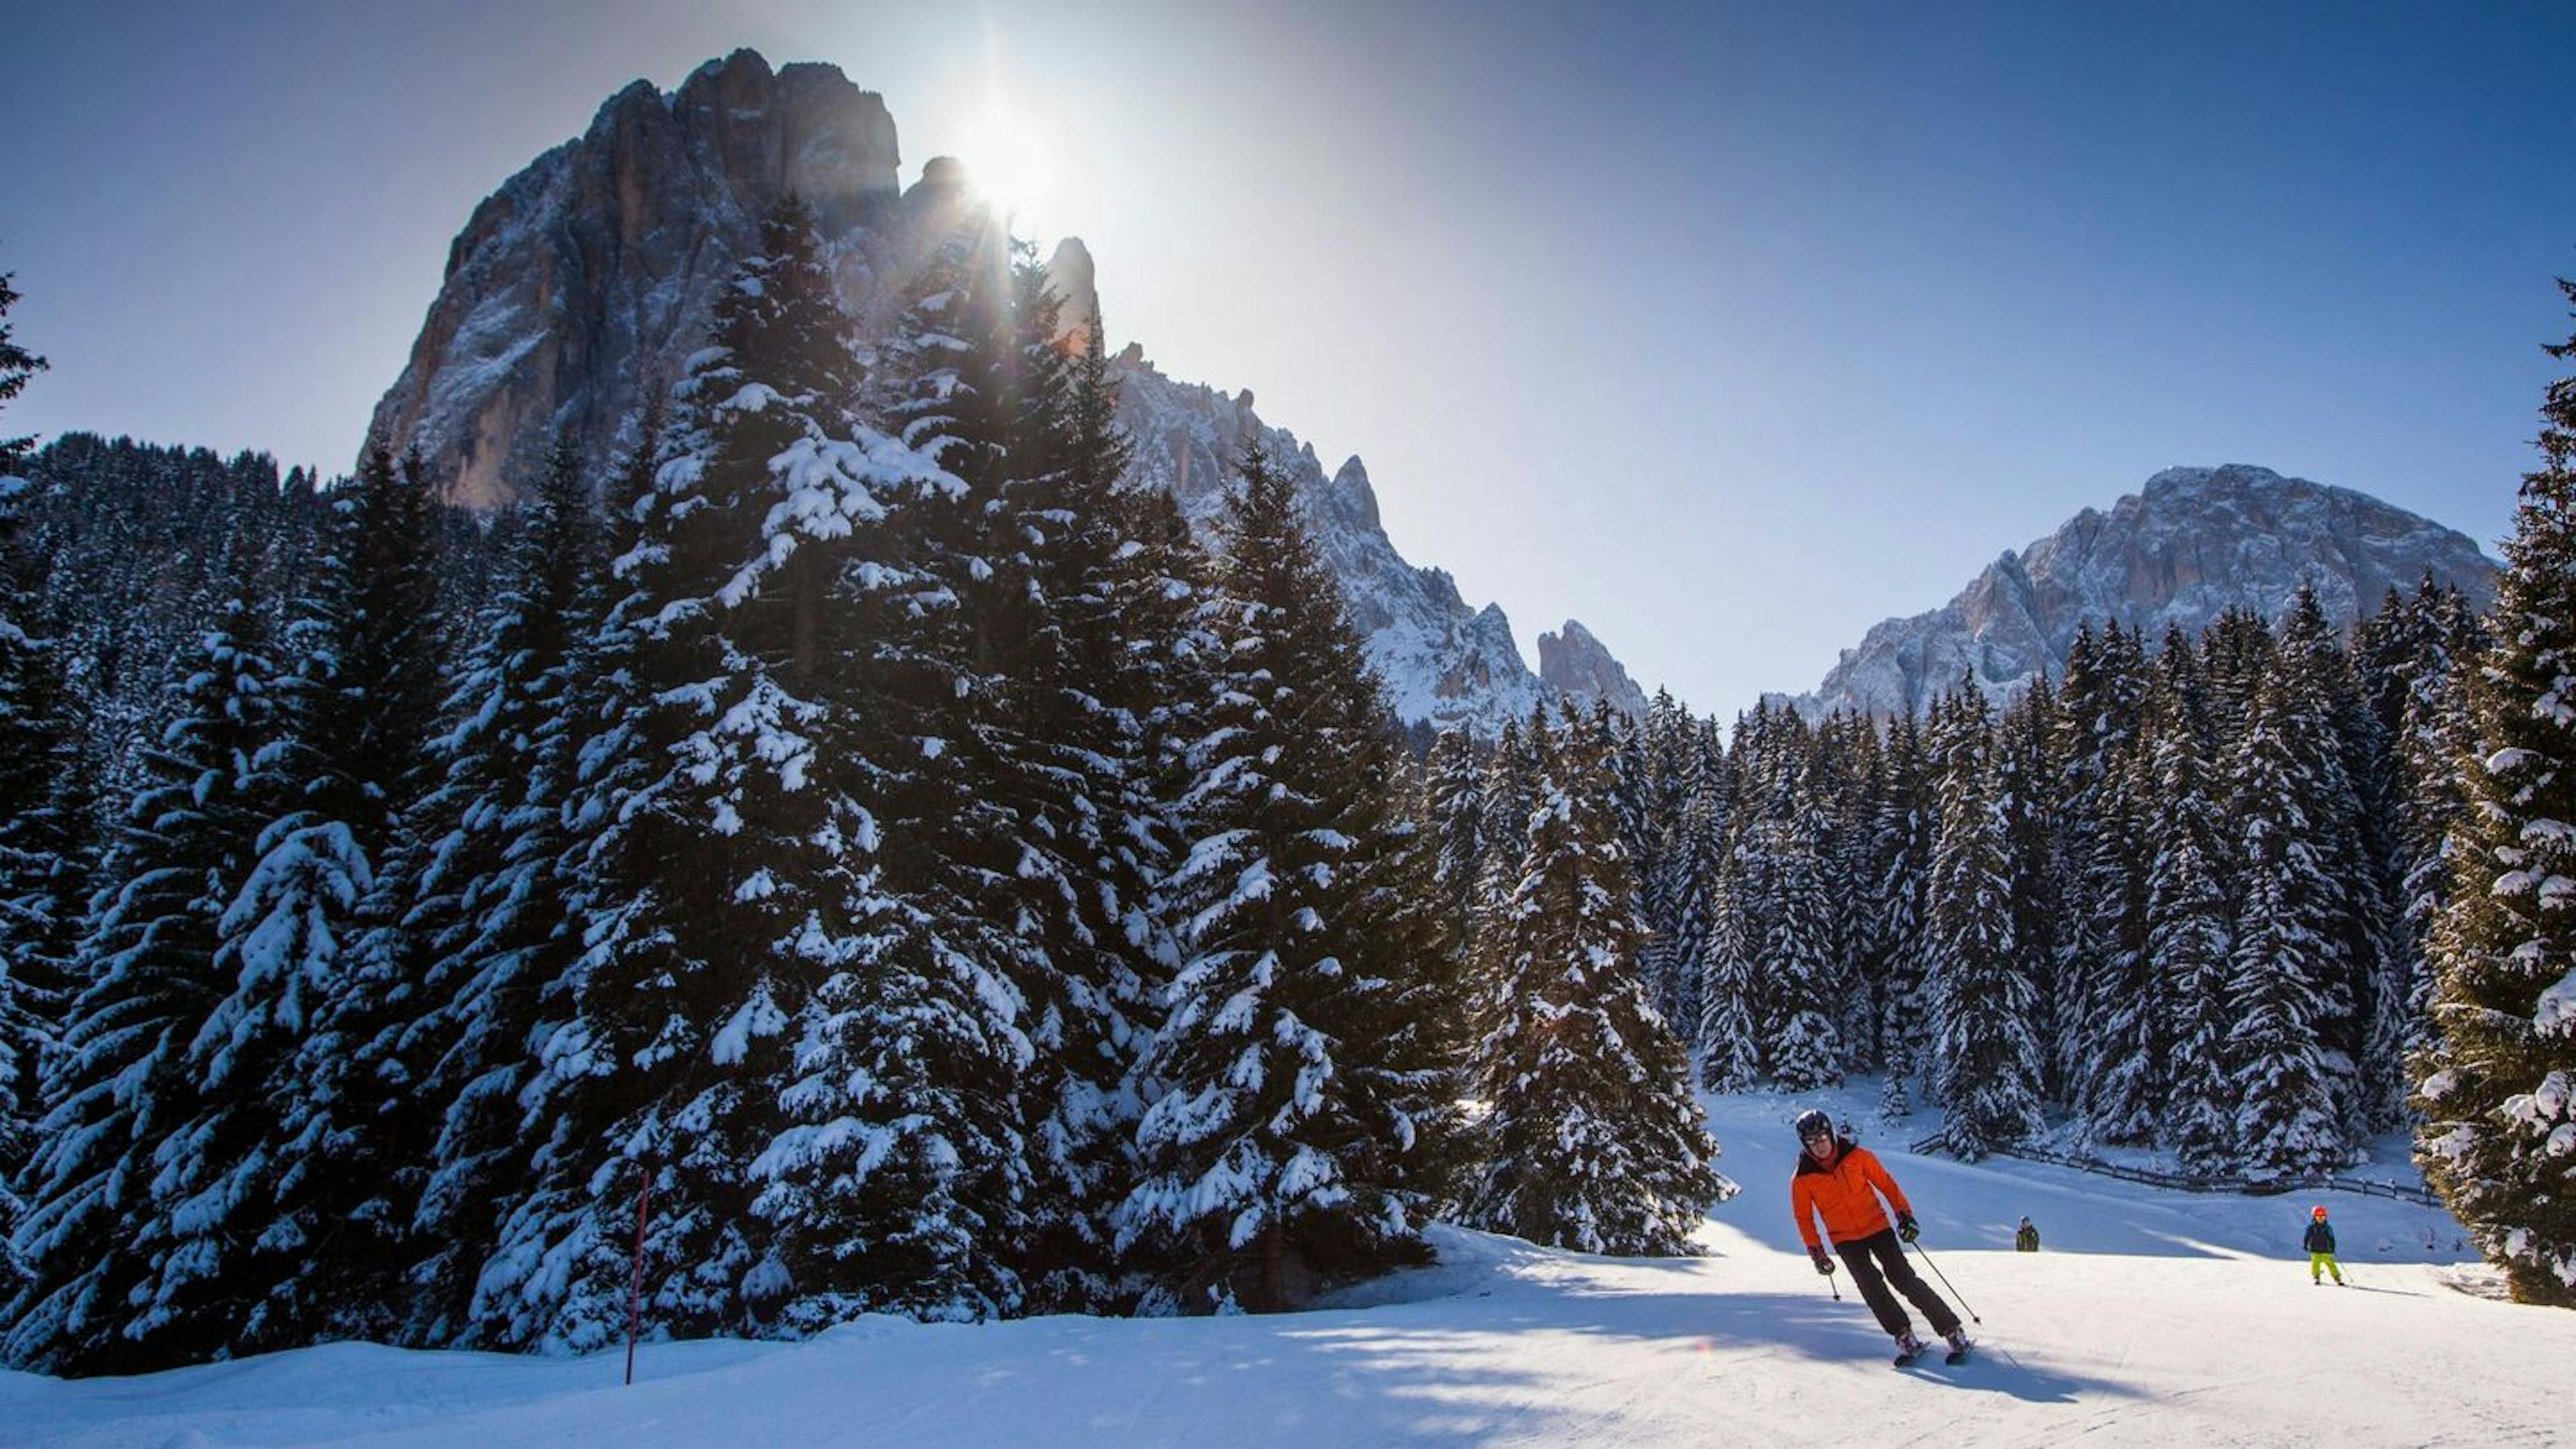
[{"x1": 1835, "y1": 1229, "x2": 1960, "y2": 1340}]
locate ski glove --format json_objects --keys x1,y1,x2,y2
[
  {"x1": 1896, "y1": 1214, "x2": 1919, "y2": 1244},
  {"x1": 1810, "y1": 1247, "x2": 1834, "y2": 1275}
]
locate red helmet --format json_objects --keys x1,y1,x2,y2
[{"x1": 2312, "y1": 1205, "x2": 2328, "y2": 1219}]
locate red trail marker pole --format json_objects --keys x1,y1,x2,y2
[{"x1": 625, "y1": 1153, "x2": 658, "y2": 1387}]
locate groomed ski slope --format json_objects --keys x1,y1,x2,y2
[{"x1": 9, "y1": 1085, "x2": 2567, "y2": 1448}]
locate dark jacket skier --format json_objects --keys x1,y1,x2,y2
[
  {"x1": 2303, "y1": 1206, "x2": 2344, "y2": 1285},
  {"x1": 2015, "y1": 1216, "x2": 2039, "y2": 1252},
  {"x1": 1789, "y1": 1109, "x2": 1967, "y2": 1359}
]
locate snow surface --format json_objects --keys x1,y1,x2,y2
[{"x1": 7, "y1": 1085, "x2": 2563, "y2": 1447}]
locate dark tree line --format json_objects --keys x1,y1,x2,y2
[{"x1": 1432, "y1": 584, "x2": 2487, "y2": 1175}]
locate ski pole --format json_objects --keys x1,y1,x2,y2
[{"x1": 1905, "y1": 1238, "x2": 1980, "y2": 1324}]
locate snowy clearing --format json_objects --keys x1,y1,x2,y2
[{"x1": 8, "y1": 1086, "x2": 2565, "y2": 1448}]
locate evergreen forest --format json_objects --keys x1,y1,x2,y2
[{"x1": 1, "y1": 217, "x2": 2572, "y2": 1380}]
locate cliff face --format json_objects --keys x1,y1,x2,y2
[
  {"x1": 372, "y1": 50, "x2": 1641, "y2": 734},
  {"x1": 370, "y1": 50, "x2": 901, "y2": 508},
  {"x1": 1538, "y1": 621, "x2": 1649, "y2": 722},
  {"x1": 1102, "y1": 340, "x2": 1559, "y2": 735},
  {"x1": 1790, "y1": 464, "x2": 2500, "y2": 718}
]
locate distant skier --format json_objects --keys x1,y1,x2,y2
[
  {"x1": 2304, "y1": 1205, "x2": 2345, "y2": 1286},
  {"x1": 1789, "y1": 1108, "x2": 1970, "y2": 1363},
  {"x1": 2015, "y1": 1216, "x2": 2039, "y2": 1252}
]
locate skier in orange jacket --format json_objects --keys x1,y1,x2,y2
[{"x1": 1790, "y1": 1108, "x2": 1966, "y2": 1361}]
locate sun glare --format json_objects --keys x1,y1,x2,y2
[{"x1": 956, "y1": 94, "x2": 1059, "y2": 230}]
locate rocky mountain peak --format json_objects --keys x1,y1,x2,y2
[
  {"x1": 370, "y1": 50, "x2": 899, "y2": 508},
  {"x1": 1789, "y1": 463, "x2": 2498, "y2": 719},
  {"x1": 1539, "y1": 621, "x2": 1650, "y2": 720},
  {"x1": 1043, "y1": 237, "x2": 1100, "y2": 353}
]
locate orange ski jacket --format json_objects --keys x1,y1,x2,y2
[{"x1": 1790, "y1": 1139, "x2": 1915, "y2": 1250}]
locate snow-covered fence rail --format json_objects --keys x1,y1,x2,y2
[{"x1": 1903, "y1": 1133, "x2": 2440, "y2": 1208}]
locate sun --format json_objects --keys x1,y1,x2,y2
[{"x1": 955, "y1": 93, "x2": 1060, "y2": 230}]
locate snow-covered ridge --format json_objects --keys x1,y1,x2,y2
[
  {"x1": 1101, "y1": 340, "x2": 1554, "y2": 735},
  {"x1": 372, "y1": 49, "x2": 1644, "y2": 734},
  {"x1": 1788, "y1": 464, "x2": 2500, "y2": 719}
]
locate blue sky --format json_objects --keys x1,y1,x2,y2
[{"x1": 5, "y1": 1, "x2": 2571, "y2": 715}]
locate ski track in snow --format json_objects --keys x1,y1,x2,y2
[{"x1": 6, "y1": 1085, "x2": 2566, "y2": 1448}]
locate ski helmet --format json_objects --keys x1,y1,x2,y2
[
  {"x1": 2312, "y1": 1205, "x2": 2328, "y2": 1219},
  {"x1": 1794, "y1": 1109, "x2": 1834, "y2": 1143}
]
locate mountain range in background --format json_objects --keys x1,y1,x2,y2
[
  {"x1": 369, "y1": 50, "x2": 2496, "y2": 738},
  {"x1": 1784, "y1": 463, "x2": 2500, "y2": 720}
]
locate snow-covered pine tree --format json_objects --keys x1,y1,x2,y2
[
  {"x1": 2084, "y1": 640, "x2": 2186, "y2": 1145},
  {"x1": 1663, "y1": 743, "x2": 1727, "y2": 1082},
  {"x1": 274, "y1": 435, "x2": 452, "y2": 1344},
  {"x1": 1866, "y1": 711, "x2": 1933, "y2": 1104},
  {"x1": 931, "y1": 262, "x2": 1187, "y2": 1313},
  {"x1": 2141, "y1": 647, "x2": 2237, "y2": 1171},
  {"x1": 1925, "y1": 676, "x2": 2043, "y2": 1158},
  {"x1": 1753, "y1": 796, "x2": 1842, "y2": 1090},
  {"x1": 2275, "y1": 582, "x2": 2386, "y2": 1128},
  {"x1": 1, "y1": 582, "x2": 283, "y2": 1375},
  {"x1": 796, "y1": 219, "x2": 1084, "y2": 1327},
  {"x1": 2414, "y1": 281, "x2": 2576, "y2": 1306},
  {"x1": 2222, "y1": 673, "x2": 2354, "y2": 1178},
  {"x1": 1426, "y1": 728, "x2": 1490, "y2": 951},
  {"x1": 1700, "y1": 702, "x2": 1797, "y2": 1094},
  {"x1": 0, "y1": 470, "x2": 87, "y2": 1252},
  {"x1": 393, "y1": 436, "x2": 600, "y2": 1344},
  {"x1": 1696, "y1": 802, "x2": 1767, "y2": 1094},
  {"x1": 1821, "y1": 712, "x2": 1886, "y2": 1076},
  {"x1": 0, "y1": 272, "x2": 83, "y2": 1281},
  {"x1": 1591, "y1": 696, "x2": 1655, "y2": 909},
  {"x1": 1478, "y1": 712, "x2": 1542, "y2": 924},
  {"x1": 2199, "y1": 606, "x2": 2273, "y2": 763},
  {"x1": 2387, "y1": 580, "x2": 2484, "y2": 1071},
  {"x1": 2045, "y1": 622, "x2": 2108, "y2": 1106},
  {"x1": 1118, "y1": 437, "x2": 1462, "y2": 1311},
  {"x1": 2357, "y1": 584, "x2": 2428, "y2": 753},
  {"x1": 1995, "y1": 676, "x2": 2067, "y2": 1104},
  {"x1": 2053, "y1": 623, "x2": 2149, "y2": 1120},
  {"x1": 1463, "y1": 704, "x2": 1729, "y2": 1254},
  {"x1": 1634, "y1": 689, "x2": 1699, "y2": 1029},
  {"x1": 498, "y1": 197, "x2": 1002, "y2": 1350},
  {"x1": 0, "y1": 268, "x2": 42, "y2": 472},
  {"x1": 122, "y1": 435, "x2": 445, "y2": 1357},
  {"x1": 469, "y1": 416, "x2": 667, "y2": 1349}
]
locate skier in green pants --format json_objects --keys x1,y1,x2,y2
[{"x1": 2303, "y1": 1205, "x2": 2345, "y2": 1285}]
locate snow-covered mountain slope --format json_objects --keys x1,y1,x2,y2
[
  {"x1": 1097, "y1": 335, "x2": 1550, "y2": 735},
  {"x1": 12, "y1": 1086, "x2": 2553, "y2": 1448},
  {"x1": 1792, "y1": 464, "x2": 2500, "y2": 719},
  {"x1": 371, "y1": 50, "x2": 1633, "y2": 734}
]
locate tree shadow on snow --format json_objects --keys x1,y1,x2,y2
[{"x1": 1463, "y1": 1287, "x2": 2121, "y2": 1409}]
